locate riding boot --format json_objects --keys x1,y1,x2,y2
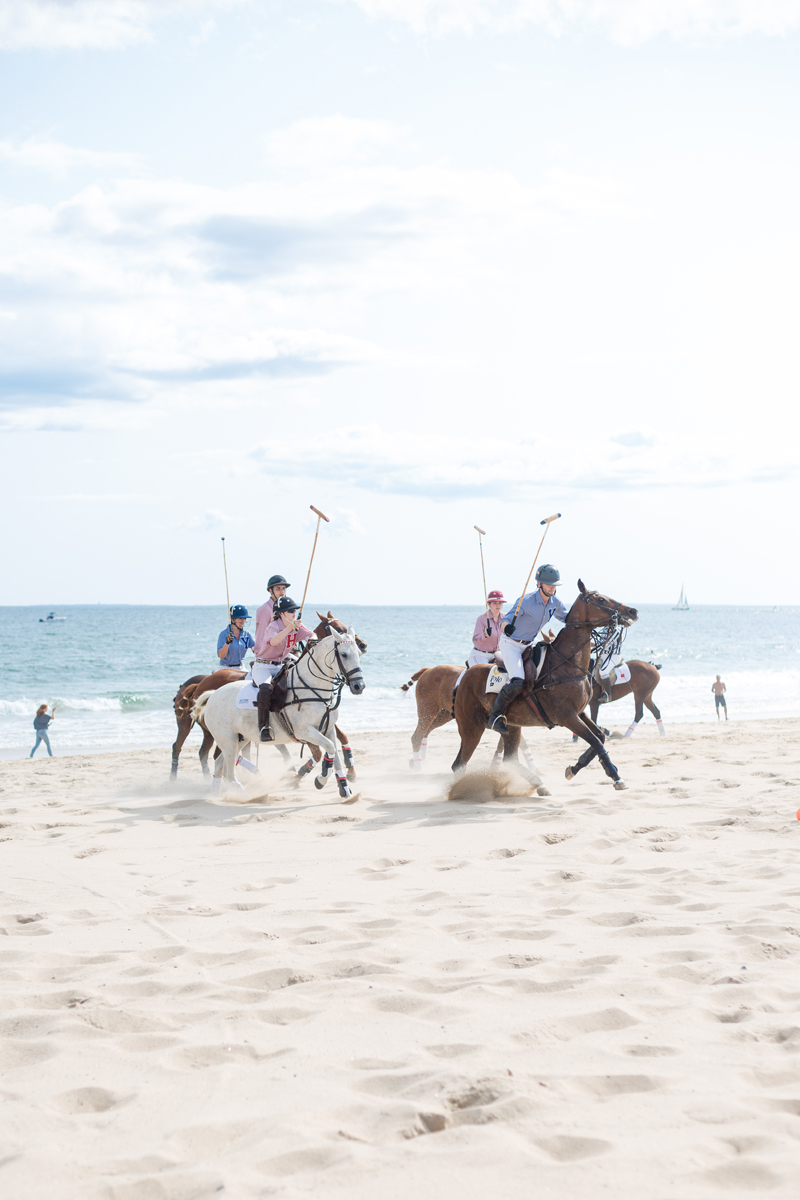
[
  {"x1": 486, "y1": 677, "x2": 524, "y2": 734},
  {"x1": 257, "y1": 682, "x2": 274, "y2": 742},
  {"x1": 598, "y1": 676, "x2": 612, "y2": 704}
]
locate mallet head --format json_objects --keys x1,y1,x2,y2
[
  {"x1": 540, "y1": 513, "x2": 561, "y2": 525},
  {"x1": 474, "y1": 525, "x2": 486, "y2": 535},
  {"x1": 310, "y1": 505, "x2": 330, "y2": 522}
]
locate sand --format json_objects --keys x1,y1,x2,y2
[{"x1": 2, "y1": 718, "x2": 800, "y2": 1199}]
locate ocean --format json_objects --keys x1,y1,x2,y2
[{"x1": 1, "y1": 603, "x2": 798, "y2": 756}]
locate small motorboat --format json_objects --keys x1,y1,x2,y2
[{"x1": 39, "y1": 612, "x2": 66, "y2": 622}]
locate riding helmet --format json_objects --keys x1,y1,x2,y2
[
  {"x1": 230, "y1": 604, "x2": 250, "y2": 620},
  {"x1": 267, "y1": 574, "x2": 290, "y2": 590},
  {"x1": 536, "y1": 564, "x2": 560, "y2": 586},
  {"x1": 487, "y1": 589, "x2": 504, "y2": 601},
  {"x1": 274, "y1": 596, "x2": 299, "y2": 614}
]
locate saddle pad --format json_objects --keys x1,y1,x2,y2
[
  {"x1": 235, "y1": 680, "x2": 259, "y2": 710},
  {"x1": 615, "y1": 661, "x2": 631, "y2": 685},
  {"x1": 486, "y1": 666, "x2": 508, "y2": 694}
]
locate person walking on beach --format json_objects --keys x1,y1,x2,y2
[
  {"x1": 712, "y1": 675, "x2": 728, "y2": 720},
  {"x1": 30, "y1": 704, "x2": 56, "y2": 757},
  {"x1": 216, "y1": 605, "x2": 255, "y2": 669},
  {"x1": 468, "y1": 590, "x2": 505, "y2": 667}
]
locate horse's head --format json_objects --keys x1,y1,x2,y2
[
  {"x1": 575, "y1": 579, "x2": 638, "y2": 627},
  {"x1": 317, "y1": 610, "x2": 368, "y2": 654},
  {"x1": 332, "y1": 625, "x2": 366, "y2": 695}
]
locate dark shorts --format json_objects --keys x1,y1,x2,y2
[{"x1": 715, "y1": 695, "x2": 726, "y2": 707}]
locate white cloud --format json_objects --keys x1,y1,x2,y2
[
  {"x1": 0, "y1": 137, "x2": 142, "y2": 176},
  {"x1": 266, "y1": 115, "x2": 409, "y2": 168},
  {"x1": 0, "y1": 0, "x2": 245, "y2": 51},
  {"x1": 250, "y1": 423, "x2": 799, "y2": 500},
  {"x1": 334, "y1": 0, "x2": 800, "y2": 41}
]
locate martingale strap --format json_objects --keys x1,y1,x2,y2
[{"x1": 525, "y1": 691, "x2": 554, "y2": 728}]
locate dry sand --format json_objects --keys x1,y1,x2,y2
[{"x1": 2, "y1": 718, "x2": 800, "y2": 1199}]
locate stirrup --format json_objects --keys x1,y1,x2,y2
[
  {"x1": 487, "y1": 713, "x2": 509, "y2": 733},
  {"x1": 259, "y1": 725, "x2": 273, "y2": 743}
]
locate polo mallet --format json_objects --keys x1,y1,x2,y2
[
  {"x1": 299, "y1": 506, "x2": 330, "y2": 619},
  {"x1": 474, "y1": 525, "x2": 491, "y2": 637},
  {"x1": 221, "y1": 537, "x2": 231, "y2": 622},
  {"x1": 512, "y1": 513, "x2": 562, "y2": 621}
]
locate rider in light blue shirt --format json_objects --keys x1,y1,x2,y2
[
  {"x1": 216, "y1": 605, "x2": 255, "y2": 669},
  {"x1": 487, "y1": 564, "x2": 568, "y2": 734}
]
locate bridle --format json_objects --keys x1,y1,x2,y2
[{"x1": 534, "y1": 592, "x2": 634, "y2": 693}]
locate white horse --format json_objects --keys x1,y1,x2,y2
[{"x1": 193, "y1": 627, "x2": 365, "y2": 800}]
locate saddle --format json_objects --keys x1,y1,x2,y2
[{"x1": 522, "y1": 642, "x2": 548, "y2": 692}]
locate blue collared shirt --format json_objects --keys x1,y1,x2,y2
[
  {"x1": 217, "y1": 627, "x2": 255, "y2": 667},
  {"x1": 503, "y1": 590, "x2": 568, "y2": 642}
]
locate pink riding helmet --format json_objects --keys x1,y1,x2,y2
[{"x1": 487, "y1": 590, "x2": 504, "y2": 601}]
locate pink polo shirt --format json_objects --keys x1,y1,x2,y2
[
  {"x1": 256, "y1": 618, "x2": 315, "y2": 663},
  {"x1": 472, "y1": 612, "x2": 503, "y2": 653},
  {"x1": 254, "y1": 598, "x2": 275, "y2": 658}
]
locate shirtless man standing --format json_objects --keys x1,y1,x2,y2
[{"x1": 712, "y1": 675, "x2": 728, "y2": 720}]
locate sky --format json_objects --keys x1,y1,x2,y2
[{"x1": 1, "y1": 0, "x2": 798, "y2": 608}]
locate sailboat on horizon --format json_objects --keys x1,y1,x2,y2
[{"x1": 673, "y1": 584, "x2": 689, "y2": 611}]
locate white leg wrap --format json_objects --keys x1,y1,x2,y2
[
  {"x1": 657, "y1": 719, "x2": 666, "y2": 737},
  {"x1": 624, "y1": 722, "x2": 638, "y2": 738},
  {"x1": 420, "y1": 738, "x2": 428, "y2": 760},
  {"x1": 235, "y1": 754, "x2": 258, "y2": 774},
  {"x1": 411, "y1": 750, "x2": 422, "y2": 772}
]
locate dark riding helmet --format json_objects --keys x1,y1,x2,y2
[
  {"x1": 274, "y1": 596, "x2": 299, "y2": 615},
  {"x1": 230, "y1": 604, "x2": 250, "y2": 620},
  {"x1": 267, "y1": 574, "x2": 290, "y2": 590},
  {"x1": 536, "y1": 564, "x2": 560, "y2": 586}
]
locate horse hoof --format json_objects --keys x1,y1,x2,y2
[
  {"x1": 314, "y1": 775, "x2": 326, "y2": 790},
  {"x1": 346, "y1": 768, "x2": 357, "y2": 782},
  {"x1": 564, "y1": 766, "x2": 575, "y2": 781},
  {"x1": 614, "y1": 779, "x2": 628, "y2": 791},
  {"x1": 410, "y1": 759, "x2": 422, "y2": 772},
  {"x1": 210, "y1": 779, "x2": 221, "y2": 797},
  {"x1": 337, "y1": 780, "x2": 353, "y2": 799},
  {"x1": 536, "y1": 785, "x2": 551, "y2": 797}
]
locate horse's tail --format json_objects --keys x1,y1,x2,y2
[
  {"x1": 399, "y1": 668, "x2": 428, "y2": 693},
  {"x1": 175, "y1": 682, "x2": 198, "y2": 715},
  {"x1": 191, "y1": 692, "x2": 211, "y2": 725}
]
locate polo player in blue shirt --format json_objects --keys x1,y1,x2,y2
[
  {"x1": 487, "y1": 564, "x2": 568, "y2": 734},
  {"x1": 216, "y1": 605, "x2": 255, "y2": 669}
]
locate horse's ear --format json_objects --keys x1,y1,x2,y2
[
  {"x1": 331, "y1": 626, "x2": 343, "y2": 641},
  {"x1": 327, "y1": 610, "x2": 334, "y2": 618},
  {"x1": 316, "y1": 610, "x2": 326, "y2": 621},
  {"x1": 577, "y1": 579, "x2": 587, "y2": 594}
]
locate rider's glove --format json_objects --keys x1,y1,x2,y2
[
  {"x1": 504, "y1": 623, "x2": 516, "y2": 638},
  {"x1": 226, "y1": 635, "x2": 233, "y2": 644}
]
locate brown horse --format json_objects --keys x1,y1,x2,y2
[
  {"x1": 170, "y1": 612, "x2": 361, "y2": 780},
  {"x1": 452, "y1": 581, "x2": 638, "y2": 791},
  {"x1": 401, "y1": 664, "x2": 549, "y2": 781},
  {"x1": 588, "y1": 661, "x2": 664, "y2": 736}
]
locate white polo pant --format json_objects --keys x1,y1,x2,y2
[
  {"x1": 498, "y1": 633, "x2": 527, "y2": 681},
  {"x1": 467, "y1": 648, "x2": 495, "y2": 668},
  {"x1": 252, "y1": 661, "x2": 283, "y2": 687}
]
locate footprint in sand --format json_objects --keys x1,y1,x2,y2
[{"x1": 50, "y1": 1086, "x2": 124, "y2": 1114}]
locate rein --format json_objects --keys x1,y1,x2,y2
[{"x1": 533, "y1": 593, "x2": 628, "y2": 696}]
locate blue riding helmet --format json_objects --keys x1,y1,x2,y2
[{"x1": 230, "y1": 604, "x2": 250, "y2": 620}]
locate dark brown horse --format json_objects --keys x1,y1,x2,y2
[
  {"x1": 587, "y1": 660, "x2": 664, "y2": 736},
  {"x1": 170, "y1": 612, "x2": 361, "y2": 780},
  {"x1": 401, "y1": 664, "x2": 549, "y2": 779},
  {"x1": 452, "y1": 581, "x2": 638, "y2": 791}
]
